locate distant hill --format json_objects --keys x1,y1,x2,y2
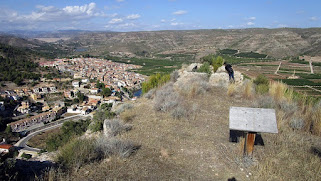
[
  {"x1": 61, "y1": 28, "x2": 321, "y2": 58},
  {"x1": 0, "y1": 43, "x2": 41, "y2": 85},
  {"x1": 0, "y1": 34, "x2": 71, "y2": 59}
]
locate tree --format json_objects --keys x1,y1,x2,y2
[
  {"x1": 96, "y1": 81, "x2": 105, "y2": 89},
  {"x1": 101, "y1": 88, "x2": 112, "y2": 97},
  {"x1": 5, "y1": 125, "x2": 12, "y2": 135},
  {"x1": 197, "y1": 62, "x2": 212, "y2": 76},
  {"x1": 212, "y1": 56, "x2": 224, "y2": 72},
  {"x1": 76, "y1": 92, "x2": 85, "y2": 103}
]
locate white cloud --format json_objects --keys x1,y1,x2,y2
[
  {"x1": 228, "y1": 25, "x2": 234, "y2": 28},
  {"x1": 172, "y1": 10, "x2": 187, "y2": 15},
  {"x1": 63, "y1": 2, "x2": 96, "y2": 16},
  {"x1": 247, "y1": 22, "x2": 255, "y2": 26},
  {"x1": 248, "y1": 17, "x2": 256, "y2": 20},
  {"x1": 109, "y1": 18, "x2": 123, "y2": 24},
  {"x1": 170, "y1": 18, "x2": 176, "y2": 22},
  {"x1": 116, "y1": 0, "x2": 125, "y2": 2},
  {"x1": 309, "y1": 16, "x2": 318, "y2": 21},
  {"x1": 161, "y1": 19, "x2": 166, "y2": 23},
  {"x1": 126, "y1": 14, "x2": 141, "y2": 20}
]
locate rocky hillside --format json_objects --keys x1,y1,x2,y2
[{"x1": 63, "y1": 28, "x2": 321, "y2": 58}]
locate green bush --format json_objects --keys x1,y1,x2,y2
[
  {"x1": 56, "y1": 139, "x2": 101, "y2": 170},
  {"x1": 256, "y1": 84, "x2": 270, "y2": 94},
  {"x1": 254, "y1": 74, "x2": 269, "y2": 86},
  {"x1": 254, "y1": 75, "x2": 270, "y2": 94},
  {"x1": 21, "y1": 153, "x2": 32, "y2": 159},
  {"x1": 212, "y1": 56, "x2": 224, "y2": 72},
  {"x1": 89, "y1": 109, "x2": 115, "y2": 132},
  {"x1": 197, "y1": 62, "x2": 211, "y2": 75},
  {"x1": 46, "y1": 119, "x2": 90, "y2": 151},
  {"x1": 142, "y1": 73, "x2": 170, "y2": 94}
]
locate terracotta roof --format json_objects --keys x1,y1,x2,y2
[{"x1": 0, "y1": 144, "x2": 13, "y2": 149}]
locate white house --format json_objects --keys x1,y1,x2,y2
[
  {"x1": 72, "y1": 81, "x2": 80, "y2": 88},
  {"x1": 81, "y1": 79, "x2": 89, "y2": 83},
  {"x1": 0, "y1": 144, "x2": 14, "y2": 154}
]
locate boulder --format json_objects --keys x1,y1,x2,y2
[{"x1": 209, "y1": 66, "x2": 243, "y2": 88}]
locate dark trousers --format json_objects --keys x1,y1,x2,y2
[{"x1": 228, "y1": 71, "x2": 234, "y2": 81}]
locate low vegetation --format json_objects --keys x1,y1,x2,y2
[
  {"x1": 142, "y1": 73, "x2": 170, "y2": 94},
  {"x1": 45, "y1": 119, "x2": 90, "y2": 151}
]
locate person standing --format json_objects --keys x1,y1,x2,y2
[{"x1": 224, "y1": 62, "x2": 235, "y2": 82}]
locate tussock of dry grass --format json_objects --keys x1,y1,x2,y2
[
  {"x1": 227, "y1": 83, "x2": 236, "y2": 96},
  {"x1": 242, "y1": 80, "x2": 254, "y2": 98},
  {"x1": 120, "y1": 109, "x2": 136, "y2": 122},
  {"x1": 269, "y1": 81, "x2": 287, "y2": 101}
]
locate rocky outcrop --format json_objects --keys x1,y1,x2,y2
[{"x1": 209, "y1": 66, "x2": 243, "y2": 88}]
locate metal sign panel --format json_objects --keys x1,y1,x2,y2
[{"x1": 229, "y1": 107, "x2": 278, "y2": 133}]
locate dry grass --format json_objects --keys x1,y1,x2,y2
[
  {"x1": 38, "y1": 78, "x2": 321, "y2": 181},
  {"x1": 227, "y1": 83, "x2": 237, "y2": 96},
  {"x1": 269, "y1": 81, "x2": 287, "y2": 101},
  {"x1": 311, "y1": 103, "x2": 321, "y2": 136},
  {"x1": 53, "y1": 86, "x2": 255, "y2": 180},
  {"x1": 254, "y1": 128, "x2": 321, "y2": 180},
  {"x1": 242, "y1": 80, "x2": 254, "y2": 98},
  {"x1": 119, "y1": 109, "x2": 136, "y2": 122}
]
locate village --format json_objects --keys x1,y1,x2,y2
[{"x1": 0, "y1": 58, "x2": 146, "y2": 154}]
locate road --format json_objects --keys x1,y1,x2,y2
[{"x1": 14, "y1": 114, "x2": 88, "y2": 152}]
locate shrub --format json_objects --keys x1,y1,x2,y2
[
  {"x1": 256, "y1": 84, "x2": 269, "y2": 94},
  {"x1": 46, "y1": 119, "x2": 90, "y2": 151},
  {"x1": 171, "y1": 105, "x2": 188, "y2": 119},
  {"x1": 120, "y1": 110, "x2": 136, "y2": 122},
  {"x1": 142, "y1": 73, "x2": 170, "y2": 94},
  {"x1": 279, "y1": 100, "x2": 298, "y2": 116},
  {"x1": 254, "y1": 74, "x2": 269, "y2": 86},
  {"x1": 197, "y1": 62, "x2": 212, "y2": 76},
  {"x1": 154, "y1": 83, "x2": 181, "y2": 112},
  {"x1": 21, "y1": 153, "x2": 32, "y2": 159},
  {"x1": 103, "y1": 119, "x2": 132, "y2": 137},
  {"x1": 56, "y1": 139, "x2": 101, "y2": 170},
  {"x1": 253, "y1": 96, "x2": 276, "y2": 108},
  {"x1": 212, "y1": 56, "x2": 224, "y2": 72},
  {"x1": 115, "y1": 103, "x2": 134, "y2": 114},
  {"x1": 95, "y1": 137, "x2": 140, "y2": 158},
  {"x1": 289, "y1": 117, "x2": 305, "y2": 130},
  {"x1": 170, "y1": 70, "x2": 179, "y2": 82},
  {"x1": 89, "y1": 109, "x2": 116, "y2": 132}
]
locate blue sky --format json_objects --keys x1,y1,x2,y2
[{"x1": 0, "y1": 0, "x2": 320, "y2": 31}]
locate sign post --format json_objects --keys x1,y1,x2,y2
[{"x1": 229, "y1": 107, "x2": 278, "y2": 156}]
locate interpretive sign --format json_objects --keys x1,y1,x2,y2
[
  {"x1": 229, "y1": 107, "x2": 278, "y2": 133},
  {"x1": 229, "y1": 107, "x2": 278, "y2": 156}
]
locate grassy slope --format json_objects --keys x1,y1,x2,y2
[
  {"x1": 66, "y1": 87, "x2": 254, "y2": 180},
  {"x1": 61, "y1": 84, "x2": 321, "y2": 180}
]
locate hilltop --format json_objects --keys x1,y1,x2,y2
[
  {"x1": 59, "y1": 28, "x2": 321, "y2": 59},
  {"x1": 19, "y1": 65, "x2": 319, "y2": 181}
]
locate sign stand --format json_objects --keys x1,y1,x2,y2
[{"x1": 229, "y1": 107, "x2": 278, "y2": 156}]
